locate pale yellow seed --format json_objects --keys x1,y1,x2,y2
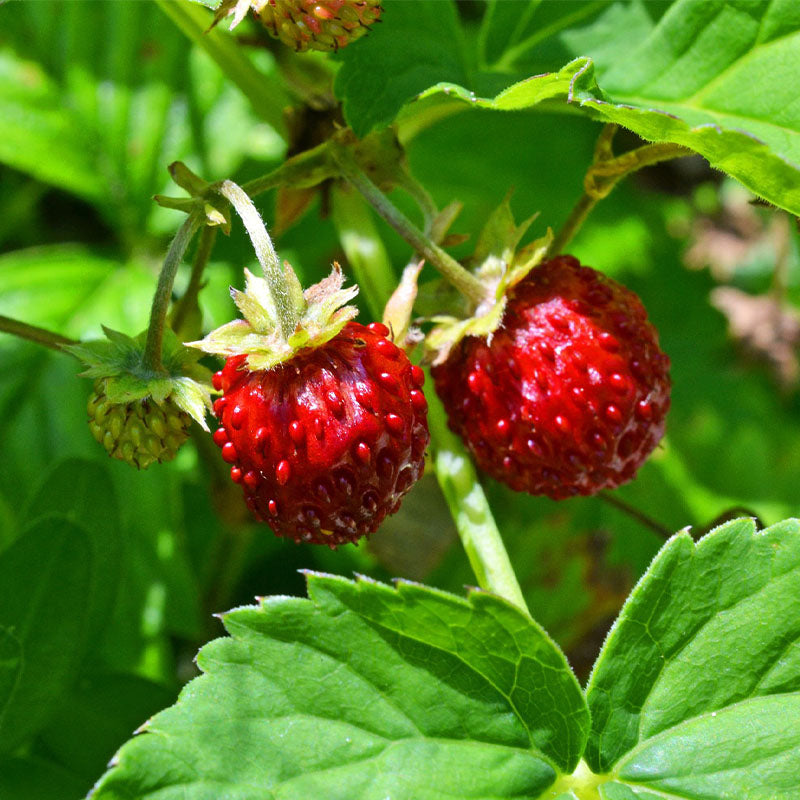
[
  {"x1": 109, "y1": 411, "x2": 125, "y2": 440},
  {"x1": 148, "y1": 412, "x2": 167, "y2": 439},
  {"x1": 102, "y1": 430, "x2": 116, "y2": 453}
]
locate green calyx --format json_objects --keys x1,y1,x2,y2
[
  {"x1": 189, "y1": 263, "x2": 359, "y2": 371},
  {"x1": 423, "y1": 196, "x2": 552, "y2": 365},
  {"x1": 64, "y1": 327, "x2": 214, "y2": 467}
]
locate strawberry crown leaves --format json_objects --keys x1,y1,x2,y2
[
  {"x1": 425, "y1": 196, "x2": 552, "y2": 365},
  {"x1": 63, "y1": 327, "x2": 213, "y2": 430},
  {"x1": 189, "y1": 263, "x2": 359, "y2": 371}
]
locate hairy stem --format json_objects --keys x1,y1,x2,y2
[
  {"x1": 171, "y1": 225, "x2": 218, "y2": 334},
  {"x1": 550, "y1": 127, "x2": 691, "y2": 256},
  {"x1": 216, "y1": 180, "x2": 299, "y2": 340},
  {"x1": 0, "y1": 315, "x2": 78, "y2": 352},
  {"x1": 429, "y1": 395, "x2": 531, "y2": 614},
  {"x1": 143, "y1": 213, "x2": 203, "y2": 372},
  {"x1": 330, "y1": 146, "x2": 486, "y2": 306}
]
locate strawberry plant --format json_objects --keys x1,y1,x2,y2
[{"x1": 0, "y1": 1, "x2": 799, "y2": 799}]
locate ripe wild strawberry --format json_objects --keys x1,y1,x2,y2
[
  {"x1": 193, "y1": 266, "x2": 429, "y2": 546},
  {"x1": 431, "y1": 256, "x2": 670, "y2": 499},
  {"x1": 211, "y1": 321, "x2": 428, "y2": 545}
]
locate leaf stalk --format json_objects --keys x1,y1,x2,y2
[
  {"x1": 0, "y1": 315, "x2": 78, "y2": 353},
  {"x1": 329, "y1": 145, "x2": 487, "y2": 307},
  {"x1": 549, "y1": 125, "x2": 691, "y2": 256},
  {"x1": 142, "y1": 212, "x2": 203, "y2": 372},
  {"x1": 215, "y1": 179, "x2": 299, "y2": 340}
]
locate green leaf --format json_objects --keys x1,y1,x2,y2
[
  {"x1": 0, "y1": 755, "x2": 88, "y2": 800},
  {"x1": 585, "y1": 518, "x2": 800, "y2": 798},
  {"x1": 23, "y1": 458, "x2": 123, "y2": 642},
  {"x1": 0, "y1": 0, "x2": 284, "y2": 237},
  {"x1": 415, "y1": 0, "x2": 800, "y2": 216},
  {"x1": 0, "y1": 627, "x2": 22, "y2": 727},
  {"x1": 0, "y1": 516, "x2": 92, "y2": 752},
  {"x1": 92, "y1": 574, "x2": 589, "y2": 799},
  {"x1": 37, "y1": 672, "x2": 175, "y2": 783},
  {"x1": 335, "y1": 0, "x2": 469, "y2": 137},
  {"x1": 0, "y1": 49, "x2": 105, "y2": 202}
]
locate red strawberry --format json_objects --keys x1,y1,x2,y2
[
  {"x1": 211, "y1": 321, "x2": 429, "y2": 545},
  {"x1": 431, "y1": 256, "x2": 670, "y2": 499}
]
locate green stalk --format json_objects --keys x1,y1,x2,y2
[
  {"x1": 142, "y1": 212, "x2": 203, "y2": 372},
  {"x1": 550, "y1": 128, "x2": 691, "y2": 256},
  {"x1": 171, "y1": 224, "x2": 218, "y2": 335},
  {"x1": 428, "y1": 394, "x2": 530, "y2": 614},
  {"x1": 155, "y1": 0, "x2": 288, "y2": 138},
  {"x1": 0, "y1": 315, "x2": 77, "y2": 353},
  {"x1": 216, "y1": 180, "x2": 299, "y2": 339},
  {"x1": 330, "y1": 146, "x2": 486, "y2": 307},
  {"x1": 330, "y1": 184, "x2": 397, "y2": 318}
]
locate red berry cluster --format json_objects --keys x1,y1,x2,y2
[
  {"x1": 432, "y1": 256, "x2": 671, "y2": 499},
  {"x1": 211, "y1": 321, "x2": 429, "y2": 545}
]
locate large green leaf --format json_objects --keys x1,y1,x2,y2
[
  {"x1": 585, "y1": 518, "x2": 800, "y2": 798},
  {"x1": 23, "y1": 458, "x2": 123, "y2": 642},
  {"x1": 407, "y1": 0, "x2": 800, "y2": 215},
  {"x1": 92, "y1": 574, "x2": 588, "y2": 799},
  {"x1": 335, "y1": 0, "x2": 469, "y2": 137},
  {"x1": 0, "y1": 516, "x2": 93, "y2": 752}
]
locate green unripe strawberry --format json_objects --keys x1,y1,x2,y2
[
  {"x1": 87, "y1": 379, "x2": 192, "y2": 470},
  {"x1": 65, "y1": 327, "x2": 213, "y2": 470}
]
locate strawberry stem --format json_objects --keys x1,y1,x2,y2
[
  {"x1": 0, "y1": 314, "x2": 78, "y2": 353},
  {"x1": 330, "y1": 146, "x2": 487, "y2": 307},
  {"x1": 171, "y1": 225, "x2": 218, "y2": 337},
  {"x1": 549, "y1": 124, "x2": 691, "y2": 256},
  {"x1": 216, "y1": 180, "x2": 300, "y2": 340},
  {"x1": 429, "y1": 393, "x2": 531, "y2": 615},
  {"x1": 143, "y1": 212, "x2": 203, "y2": 372}
]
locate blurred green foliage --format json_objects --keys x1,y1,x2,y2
[{"x1": 0, "y1": 1, "x2": 799, "y2": 797}]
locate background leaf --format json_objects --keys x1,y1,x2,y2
[
  {"x1": 0, "y1": 517, "x2": 92, "y2": 753},
  {"x1": 23, "y1": 458, "x2": 123, "y2": 642},
  {"x1": 412, "y1": 0, "x2": 800, "y2": 215},
  {"x1": 335, "y1": 0, "x2": 469, "y2": 137}
]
